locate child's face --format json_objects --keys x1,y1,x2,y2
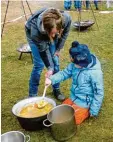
[{"x1": 70, "y1": 57, "x2": 82, "y2": 68}]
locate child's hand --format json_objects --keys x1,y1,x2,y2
[
  {"x1": 45, "y1": 70, "x2": 53, "y2": 78},
  {"x1": 45, "y1": 78, "x2": 52, "y2": 86}
]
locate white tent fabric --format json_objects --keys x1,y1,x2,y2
[{"x1": 106, "y1": 0, "x2": 113, "y2": 8}]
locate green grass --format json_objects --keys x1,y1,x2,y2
[{"x1": 1, "y1": 10, "x2": 113, "y2": 142}]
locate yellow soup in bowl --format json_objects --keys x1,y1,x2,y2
[{"x1": 19, "y1": 101, "x2": 53, "y2": 118}]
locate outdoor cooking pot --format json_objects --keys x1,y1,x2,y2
[
  {"x1": 73, "y1": 20, "x2": 95, "y2": 31},
  {"x1": 12, "y1": 97, "x2": 56, "y2": 131},
  {"x1": 1, "y1": 131, "x2": 30, "y2": 142},
  {"x1": 43, "y1": 104, "x2": 77, "y2": 141}
]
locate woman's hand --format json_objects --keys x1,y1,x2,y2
[
  {"x1": 45, "y1": 78, "x2": 52, "y2": 86},
  {"x1": 45, "y1": 70, "x2": 53, "y2": 78},
  {"x1": 54, "y1": 50, "x2": 60, "y2": 57}
]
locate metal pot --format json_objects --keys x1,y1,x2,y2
[
  {"x1": 43, "y1": 104, "x2": 77, "y2": 141},
  {"x1": 12, "y1": 97, "x2": 56, "y2": 131},
  {"x1": 73, "y1": 20, "x2": 95, "y2": 31},
  {"x1": 1, "y1": 131, "x2": 30, "y2": 142}
]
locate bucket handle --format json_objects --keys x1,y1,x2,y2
[
  {"x1": 25, "y1": 135, "x2": 30, "y2": 142},
  {"x1": 43, "y1": 119, "x2": 53, "y2": 127}
]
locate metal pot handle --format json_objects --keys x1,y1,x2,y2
[
  {"x1": 25, "y1": 135, "x2": 30, "y2": 142},
  {"x1": 43, "y1": 119, "x2": 53, "y2": 127}
]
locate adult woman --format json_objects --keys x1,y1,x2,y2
[{"x1": 25, "y1": 8, "x2": 71, "y2": 101}]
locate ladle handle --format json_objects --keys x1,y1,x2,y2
[{"x1": 42, "y1": 85, "x2": 48, "y2": 98}]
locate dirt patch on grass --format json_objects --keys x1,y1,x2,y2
[{"x1": 1, "y1": 1, "x2": 63, "y2": 22}]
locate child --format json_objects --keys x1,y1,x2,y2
[{"x1": 45, "y1": 41, "x2": 104, "y2": 125}]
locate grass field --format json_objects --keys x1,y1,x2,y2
[{"x1": 1, "y1": 1, "x2": 113, "y2": 142}]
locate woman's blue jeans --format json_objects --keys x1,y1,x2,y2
[{"x1": 28, "y1": 40, "x2": 60, "y2": 97}]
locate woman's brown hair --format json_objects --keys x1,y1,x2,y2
[{"x1": 42, "y1": 8, "x2": 63, "y2": 35}]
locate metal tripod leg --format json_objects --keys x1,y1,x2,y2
[
  {"x1": 1, "y1": 0, "x2": 10, "y2": 38},
  {"x1": 18, "y1": 52, "x2": 23, "y2": 60},
  {"x1": 89, "y1": 2, "x2": 99, "y2": 30}
]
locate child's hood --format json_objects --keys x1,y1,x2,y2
[{"x1": 85, "y1": 54, "x2": 101, "y2": 71}]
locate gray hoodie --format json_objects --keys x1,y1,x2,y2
[{"x1": 25, "y1": 8, "x2": 71, "y2": 70}]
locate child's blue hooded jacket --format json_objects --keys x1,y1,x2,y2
[{"x1": 50, "y1": 55, "x2": 104, "y2": 116}]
